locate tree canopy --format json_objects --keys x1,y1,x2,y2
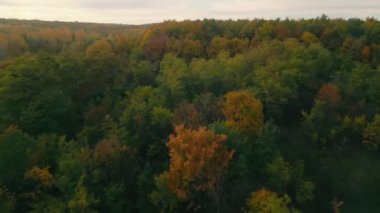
[{"x1": 0, "y1": 17, "x2": 379, "y2": 213}]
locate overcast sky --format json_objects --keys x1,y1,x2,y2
[{"x1": 0, "y1": 0, "x2": 379, "y2": 24}]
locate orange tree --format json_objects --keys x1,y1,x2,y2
[{"x1": 166, "y1": 125, "x2": 234, "y2": 200}]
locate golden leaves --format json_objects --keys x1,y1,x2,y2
[
  {"x1": 246, "y1": 188, "x2": 292, "y2": 213},
  {"x1": 166, "y1": 125, "x2": 234, "y2": 199},
  {"x1": 223, "y1": 91, "x2": 264, "y2": 136},
  {"x1": 85, "y1": 39, "x2": 114, "y2": 57},
  {"x1": 25, "y1": 166, "x2": 54, "y2": 189}
]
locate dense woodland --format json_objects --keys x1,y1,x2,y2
[{"x1": 0, "y1": 16, "x2": 379, "y2": 212}]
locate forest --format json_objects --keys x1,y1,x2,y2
[{"x1": 0, "y1": 16, "x2": 379, "y2": 212}]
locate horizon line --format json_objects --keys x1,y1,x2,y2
[{"x1": 0, "y1": 15, "x2": 378, "y2": 26}]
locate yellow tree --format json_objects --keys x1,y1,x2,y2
[
  {"x1": 23, "y1": 166, "x2": 55, "y2": 206},
  {"x1": 301, "y1": 32, "x2": 319, "y2": 44},
  {"x1": 245, "y1": 188, "x2": 293, "y2": 213},
  {"x1": 223, "y1": 91, "x2": 264, "y2": 136},
  {"x1": 85, "y1": 39, "x2": 113, "y2": 57},
  {"x1": 166, "y1": 125, "x2": 234, "y2": 200},
  {"x1": 25, "y1": 166, "x2": 54, "y2": 190},
  {"x1": 208, "y1": 37, "x2": 230, "y2": 57}
]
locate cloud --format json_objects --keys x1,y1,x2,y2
[
  {"x1": 0, "y1": 0, "x2": 75, "y2": 7},
  {"x1": 0, "y1": 0, "x2": 379, "y2": 24}
]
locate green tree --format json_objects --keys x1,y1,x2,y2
[
  {"x1": 0, "y1": 55, "x2": 76, "y2": 135},
  {"x1": 266, "y1": 156, "x2": 291, "y2": 192},
  {"x1": 156, "y1": 53, "x2": 188, "y2": 105},
  {"x1": 67, "y1": 175, "x2": 97, "y2": 213},
  {"x1": 0, "y1": 126, "x2": 35, "y2": 190},
  {"x1": 363, "y1": 114, "x2": 380, "y2": 150}
]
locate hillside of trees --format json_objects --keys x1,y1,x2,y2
[{"x1": 0, "y1": 16, "x2": 379, "y2": 212}]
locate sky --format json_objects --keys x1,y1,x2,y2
[{"x1": 0, "y1": 0, "x2": 379, "y2": 25}]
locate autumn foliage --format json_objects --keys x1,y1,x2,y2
[
  {"x1": 0, "y1": 17, "x2": 379, "y2": 212},
  {"x1": 85, "y1": 39, "x2": 114, "y2": 57},
  {"x1": 316, "y1": 83, "x2": 341, "y2": 107},
  {"x1": 245, "y1": 188, "x2": 292, "y2": 213},
  {"x1": 166, "y1": 125, "x2": 234, "y2": 199},
  {"x1": 144, "y1": 35, "x2": 169, "y2": 59},
  {"x1": 223, "y1": 91, "x2": 264, "y2": 136},
  {"x1": 172, "y1": 101, "x2": 201, "y2": 129},
  {"x1": 24, "y1": 166, "x2": 54, "y2": 189},
  {"x1": 94, "y1": 139, "x2": 130, "y2": 166}
]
